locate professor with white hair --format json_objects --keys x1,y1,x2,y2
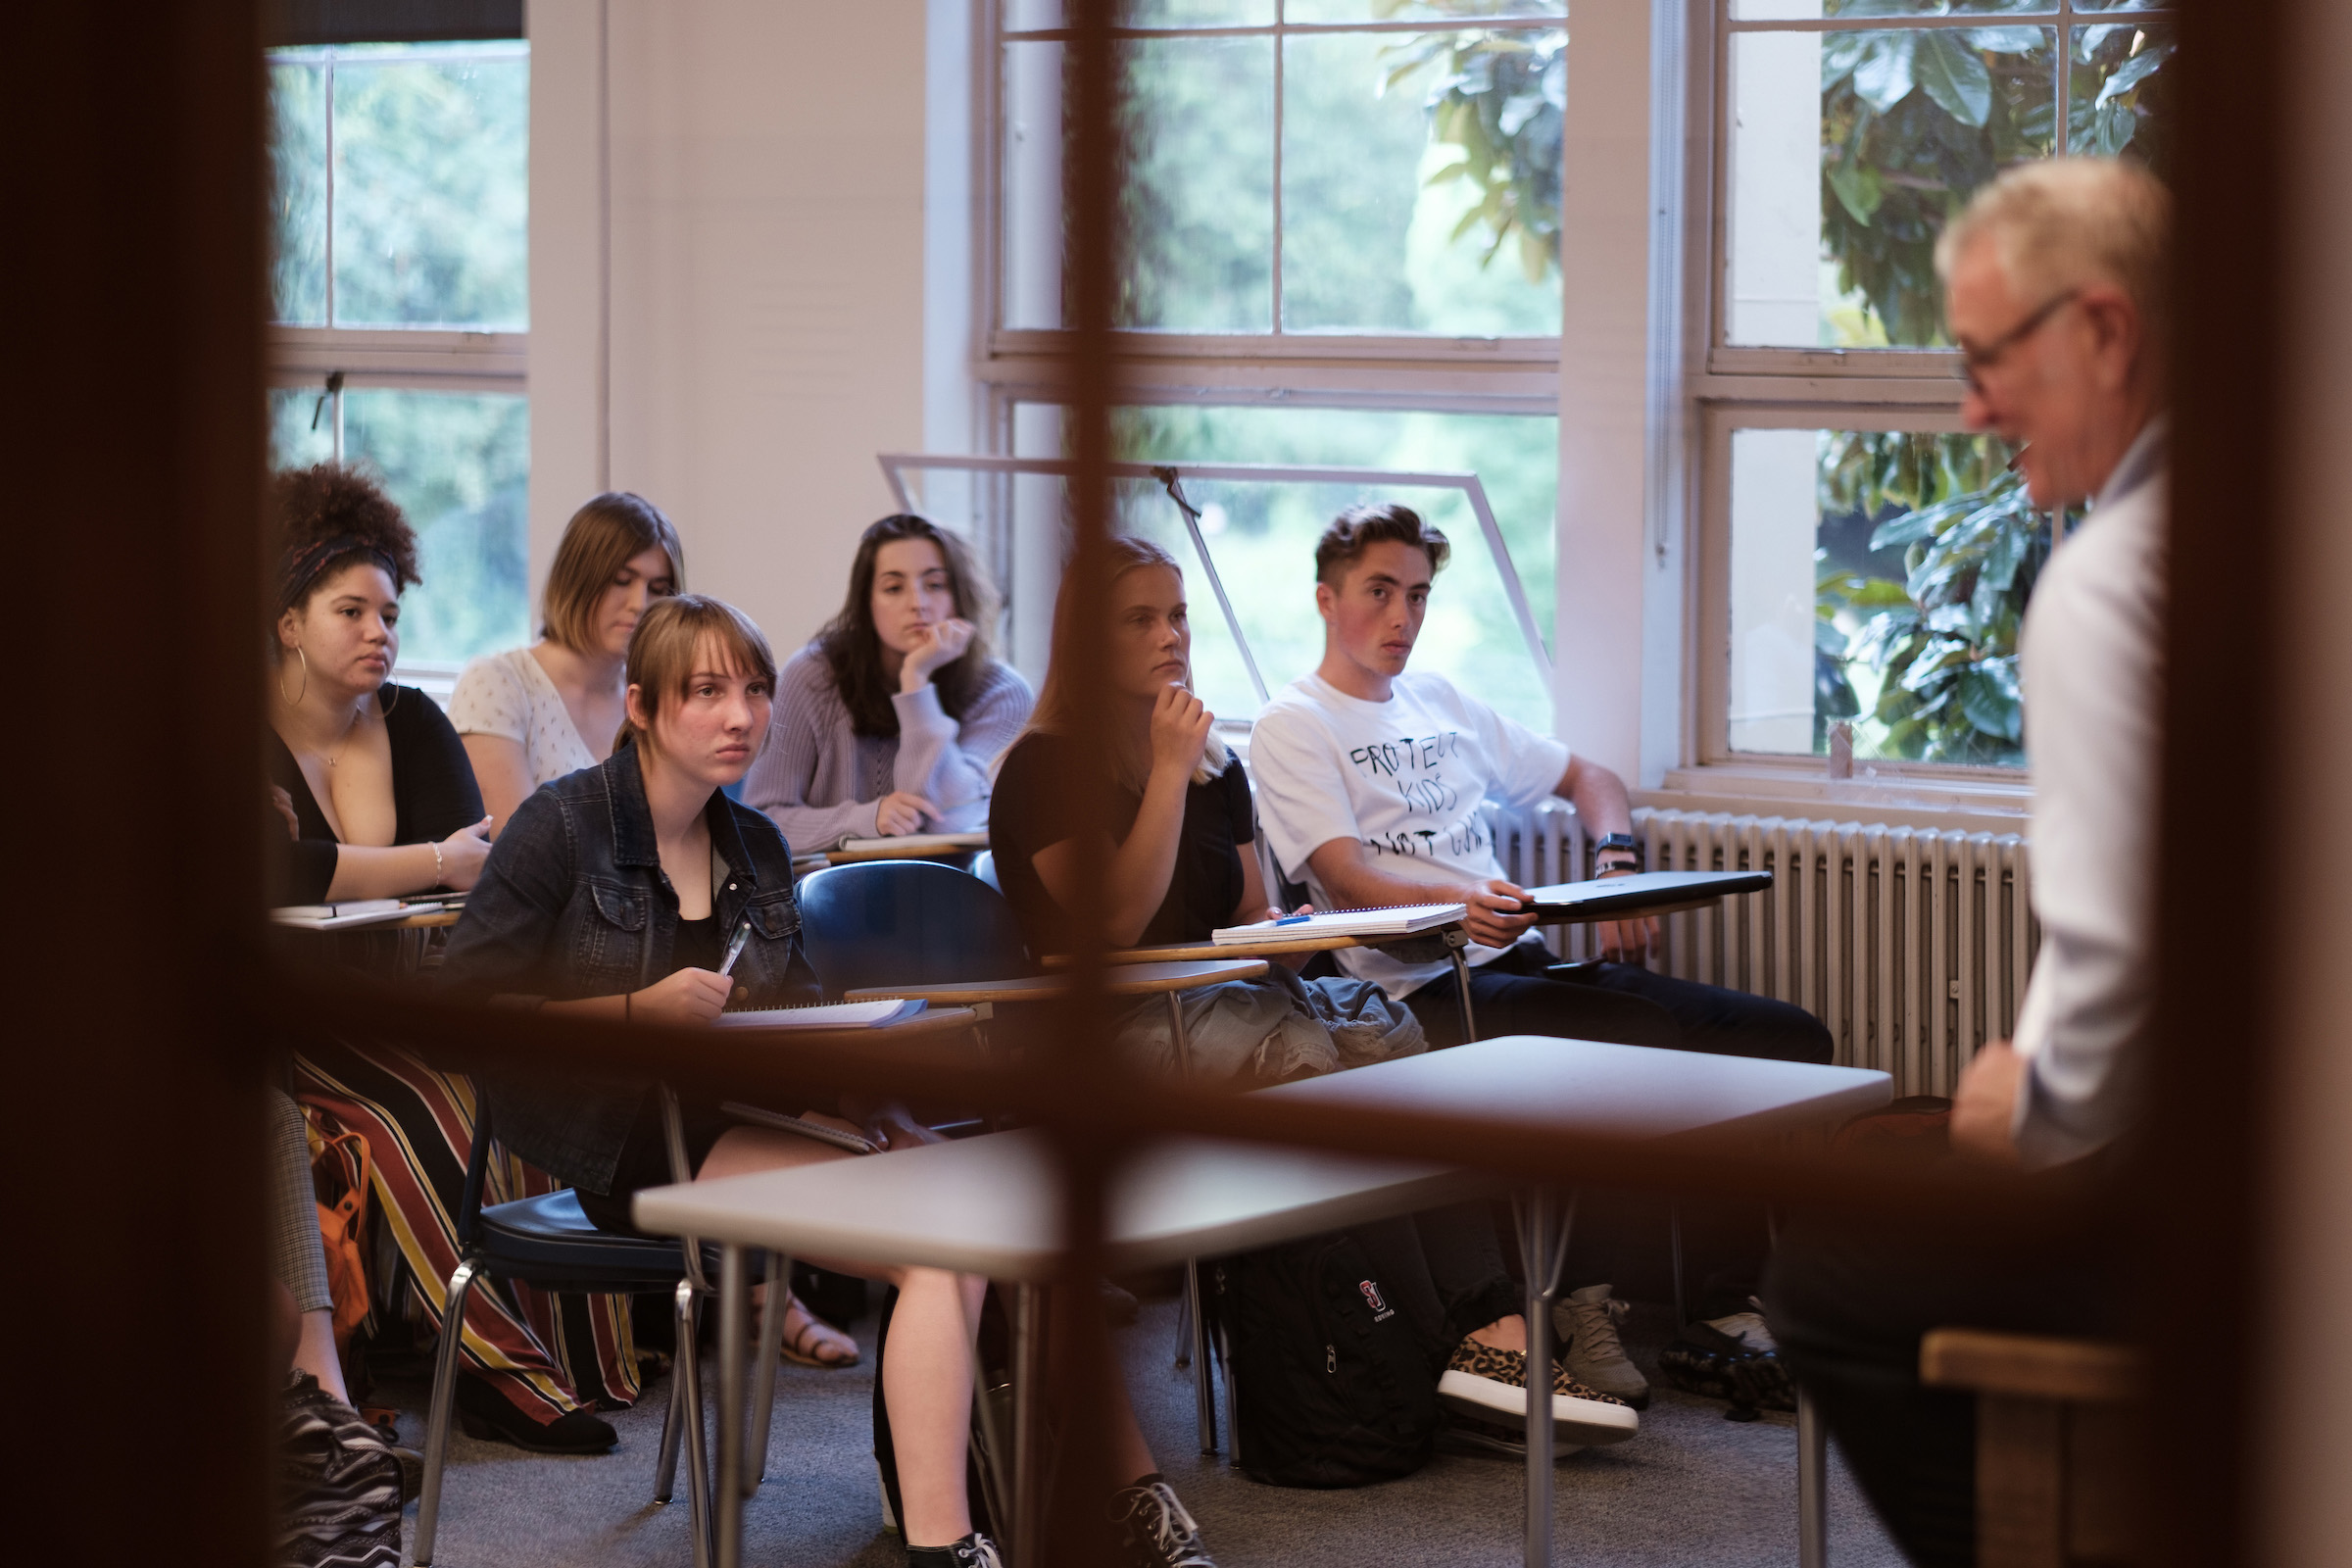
[{"x1": 1765, "y1": 156, "x2": 2170, "y2": 1568}]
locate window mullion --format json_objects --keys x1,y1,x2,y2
[
  {"x1": 1271, "y1": 0, "x2": 1285, "y2": 336},
  {"x1": 2055, "y1": 0, "x2": 2072, "y2": 157},
  {"x1": 322, "y1": 52, "x2": 335, "y2": 329}
]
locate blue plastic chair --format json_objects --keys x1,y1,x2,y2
[{"x1": 792, "y1": 860, "x2": 1035, "y2": 999}]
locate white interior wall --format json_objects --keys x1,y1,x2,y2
[
  {"x1": 1727, "y1": 428, "x2": 1819, "y2": 754},
  {"x1": 528, "y1": 0, "x2": 930, "y2": 661}
]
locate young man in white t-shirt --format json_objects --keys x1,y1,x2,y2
[{"x1": 1250, "y1": 503, "x2": 1834, "y2": 1403}]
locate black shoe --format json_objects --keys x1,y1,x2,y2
[
  {"x1": 1108, "y1": 1478, "x2": 1216, "y2": 1568},
  {"x1": 454, "y1": 1376, "x2": 617, "y2": 1453},
  {"x1": 906, "y1": 1531, "x2": 1004, "y2": 1566}
]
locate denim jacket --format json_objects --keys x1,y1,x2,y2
[{"x1": 439, "y1": 743, "x2": 822, "y2": 1194}]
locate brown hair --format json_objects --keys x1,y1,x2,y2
[
  {"x1": 541, "y1": 492, "x2": 685, "y2": 653},
  {"x1": 1313, "y1": 503, "x2": 1450, "y2": 587},
  {"x1": 1016, "y1": 535, "x2": 1227, "y2": 793},
  {"x1": 614, "y1": 594, "x2": 778, "y2": 756},
  {"x1": 814, "y1": 514, "x2": 1002, "y2": 737},
  {"x1": 268, "y1": 463, "x2": 420, "y2": 622}
]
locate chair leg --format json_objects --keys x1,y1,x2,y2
[
  {"x1": 676, "y1": 1280, "x2": 715, "y2": 1568},
  {"x1": 412, "y1": 1256, "x2": 480, "y2": 1567},
  {"x1": 1797, "y1": 1385, "x2": 1829, "y2": 1568},
  {"x1": 654, "y1": 1356, "x2": 687, "y2": 1504},
  {"x1": 1670, "y1": 1203, "x2": 1688, "y2": 1330},
  {"x1": 1165, "y1": 990, "x2": 1193, "y2": 1079},
  {"x1": 744, "y1": 1251, "x2": 787, "y2": 1495},
  {"x1": 1172, "y1": 1266, "x2": 1194, "y2": 1370},
  {"x1": 1188, "y1": 1259, "x2": 1217, "y2": 1455}
]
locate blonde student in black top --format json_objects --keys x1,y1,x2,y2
[{"x1": 990, "y1": 535, "x2": 1297, "y2": 960}]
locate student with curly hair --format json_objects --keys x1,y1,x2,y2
[
  {"x1": 744, "y1": 514, "x2": 1032, "y2": 850},
  {"x1": 269, "y1": 465, "x2": 635, "y2": 1456}
]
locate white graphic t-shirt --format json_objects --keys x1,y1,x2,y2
[{"x1": 1249, "y1": 670, "x2": 1571, "y2": 998}]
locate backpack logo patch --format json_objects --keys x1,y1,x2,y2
[{"x1": 1358, "y1": 1279, "x2": 1395, "y2": 1322}]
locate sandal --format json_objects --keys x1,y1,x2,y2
[{"x1": 776, "y1": 1292, "x2": 859, "y2": 1368}]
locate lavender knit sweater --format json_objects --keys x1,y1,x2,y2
[{"x1": 744, "y1": 644, "x2": 1035, "y2": 852}]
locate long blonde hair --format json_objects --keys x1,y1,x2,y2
[{"x1": 1016, "y1": 535, "x2": 1228, "y2": 793}]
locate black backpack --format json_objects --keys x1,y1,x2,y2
[{"x1": 1207, "y1": 1229, "x2": 1441, "y2": 1488}]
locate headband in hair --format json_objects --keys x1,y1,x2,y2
[{"x1": 277, "y1": 534, "x2": 402, "y2": 615}]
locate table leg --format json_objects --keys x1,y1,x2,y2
[
  {"x1": 715, "y1": 1245, "x2": 748, "y2": 1568},
  {"x1": 1515, "y1": 1188, "x2": 1576, "y2": 1568},
  {"x1": 1011, "y1": 1282, "x2": 1045, "y2": 1568},
  {"x1": 1446, "y1": 929, "x2": 1481, "y2": 1043},
  {"x1": 1166, "y1": 990, "x2": 1193, "y2": 1079},
  {"x1": 1798, "y1": 1385, "x2": 1829, "y2": 1568},
  {"x1": 746, "y1": 1250, "x2": 786, "y2": 1493}
]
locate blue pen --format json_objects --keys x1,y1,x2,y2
[{"x1": 1273, "y1": 912, "x2": 1313, "y2": 927}]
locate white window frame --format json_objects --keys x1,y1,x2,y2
[
  {"x1": 1677, "y1": 0, "x2": 2172, "y2": 793},
  {"x1": 264, "y1": 38, "x2": 531, "y2": 692}
]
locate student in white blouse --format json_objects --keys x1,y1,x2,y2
[
  {"x1": 1767, "y1": 158, "x2": 2171, "y2": 1568},
  {"x1": 451, "y1": 493, "x2": 683, "y2": 837}
]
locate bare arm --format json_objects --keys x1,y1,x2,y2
[
  {"x1": 1029, "y1": 685, "x2": 1214, "y2": 949},
  {"x1": 1554, "y1": 756, "x2": 1652, "y2": 961},
  {"x1": 1303, "y1": 837, "x2": 1538, "y2": 951},
  {"x1": 321, "y1": 818, "x2": 491, "y2": 902},
  {"x1": 463, "y1": 733, "x2": 535, "y2": 841},
  {"x1": 1231, "y1": 842, "x2": 1316, "y2": 972}
]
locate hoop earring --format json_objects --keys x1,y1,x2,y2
[
  {"x1": 379, "y1": 680, "x2": 401, "y2": 715},
  {"x1": 277, "y1": 647, "x2": 309, "y2": 707}
]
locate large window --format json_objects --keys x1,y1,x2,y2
[
  {"x1": 1698, "y1": 3, "x2": 2172, "y2": 775},
  {"x1": 267, "y1": 37, "x2": 530, "y2": 675},
  {"x1": 981, "y1": 2, "x2": 1567, "y2": 724}
]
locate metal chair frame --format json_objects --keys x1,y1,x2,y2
[{"x1": 412, "y1": 1088, "x2": 787, "y2": 1567}]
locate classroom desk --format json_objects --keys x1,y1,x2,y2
[
  {"x1": 632, "y1": 1035, "x2": 1889, "y2": 1568},
  {"x1": 793, "y1": 832, "x2": 992, "y2": 873},
  {"x1": 841, "y1": 959, "x2": 1268, "y2": 1077}
]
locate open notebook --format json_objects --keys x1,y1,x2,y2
[
  {"x1": 1211, "y1": 903, "x2": 1467, "y2": 945},
  {"x1": 1520, "y1": 869, "x2": 1773, "y2": 919},
  {"x1": 711, "y1": 998, "x2": 928, "y2": 1030}
]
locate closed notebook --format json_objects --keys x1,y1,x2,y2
[
  {"x1": 711, "y1": 998, "x2": 929, "y2": 1030},
  {"x1": 271, "y1": 899, "x2": 434, "y2": 931},
  {"x1": 1519, "y1": 869, "x2": 1772, "y2": 918},
  {"x1": 834, "y1": 832, "x2": 990, "y2": 855},
  {"x1": 1211, "y1": 903, "x2": 1468, "y2": 944}
]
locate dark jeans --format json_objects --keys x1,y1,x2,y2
[
  {"x1": 1405, "y1": 946, "x2": 1837, "y2": 1298},
  {"x1": 1762, "y1": 1150, "x2": 2121, "y2": 1568},
  {"x1": 1404, "y1": 944, "x2": 1837, "y2": 1064}
]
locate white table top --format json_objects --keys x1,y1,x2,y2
[
  {"x1": 1258, "y1": 1034, "x2": 1891, "y2": 1144},
  {"x1": 630, "y1": 1035, "x2": 1891, "y2": 1277},
  {"x1": 631, "y1": 1126, "x2": 1484, "y2": 1280}
]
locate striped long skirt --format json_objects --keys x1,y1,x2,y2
[{"x1": 293, "y1": 1039, "x2": 642, "y2": 1422}]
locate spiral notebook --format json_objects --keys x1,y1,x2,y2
[
  {"x1": 270, "y1": 899, "x2": 447, "y2": 931},
  {"x1": 711, "y1": 998, "x2": 929, "y2": 1030},
  {"x1": 1211, "y1": 903, "x2": 1467, "y2": 945}
]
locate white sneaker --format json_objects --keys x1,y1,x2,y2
[
  {"x1": 1701, "y1": 1303, "x2": 1778, "y2": 1355},
  {"x1": 1551, "y1": 1284, "x2": 1650, "y2": 1410}
]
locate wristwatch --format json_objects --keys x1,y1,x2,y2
[{"x1": 1592, "y1": 832, "x2": 1640, "y2": 875}]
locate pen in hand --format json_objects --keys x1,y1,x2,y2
[{"x1": 717, "y1": 913, "x2": 753, "y2": 978}]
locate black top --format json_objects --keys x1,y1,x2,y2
[
  {"x1": 988, "y1": 730, "x2": 1255, "y2": 957},
  {"x1": 264, "y1": 684, "x2": 484, "y2": 906},
  {"x1": 671, "y1": 912, "x2": 723, "y2": 976}
]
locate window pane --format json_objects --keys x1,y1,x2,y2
[
  {"x1": 1282, "y1": 27, "x2": 1563, "y2": 334},
  {"x1": 1733, "y1": 1, "x2": 2039, "y2": 16},
  {"x1": 1726, "y1": 26, "x2": 2055, "y2": 348},
  {"x1": 267, "y1": 388, "x2": 530, "y2": 666},
  {"x1": 2070, "y1": 22, "x2": 2176, "y2": 168},
  {"x1": 270, "y1": 62, "x2": 328, "y2": 325},
  {"x1": 1290, "y1": 1, "x2": 1562, "y2": 19},
  {"x1": 1003, "y1": 0, "x2": 1275, "y2": 24},
  {"x1": 956, "y1": 406, "x2": 1556, "y2": 731},
  {"x1": 1729, "y1": 427, "x2": 2045, "y2": 768},
  {"x1": 332, "y1": 46, "x2": 528, "y2": 328},
  {"x1": 1004, "y1": 38, "x2": 1275, "y2": 331}
]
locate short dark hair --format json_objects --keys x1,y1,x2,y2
[{"x1": 1314, "y1": 503, "x2": 1450, "y2": 586}]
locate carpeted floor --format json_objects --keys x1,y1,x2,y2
[{"x1": 382, "y1": 1293, "x2": 1904, "y2": 1566}]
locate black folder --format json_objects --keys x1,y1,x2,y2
[{"x1": 1519, "y1": 868, "x2": 1774, "y2": 919}]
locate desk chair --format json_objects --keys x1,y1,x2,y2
[
  {"x1": 795, "y1": 859, "x2": 1035, "y2": 999},
  {"x1": 413, "y1": 1092, "x2": 786, "y2": 1568},
  {"x1": 1920, "y1": 1328, "x2": 2140, "y2": 1568}
]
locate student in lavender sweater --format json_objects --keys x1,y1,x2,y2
[{"x1": 745, "y1": 514, "x2": 1033, "y2": 851}]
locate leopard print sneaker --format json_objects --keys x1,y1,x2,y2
[{"x1": 1437, "y1": 1337, "x2": 1642, "y2": 1448}]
